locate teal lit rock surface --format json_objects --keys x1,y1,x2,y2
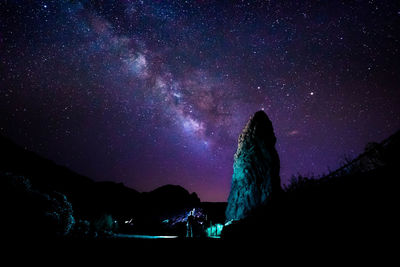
[{"x1": 225, "y1": 111, "x2": 281, "y2": 221}]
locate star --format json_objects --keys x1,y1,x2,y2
[{"x1": 0, "y1": 0, "x2": 398, "y2": 202}]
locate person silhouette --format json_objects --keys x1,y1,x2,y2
[{"x1": 186, "y1": 209, "x2": 195, "y2": 238}]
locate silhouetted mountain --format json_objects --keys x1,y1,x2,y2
[
  {"x1": 0, "y1": 135, "x2": 200, "y2": 238},
  {"x1": 226, "y1": 110, "x2": 281, "y2": 221},
  {"x1": 145, "y1": 184, "x2": 199, "y2": 211},
  {"x1": 0, "y1": 135, "x2": 142, "y2": 218}
]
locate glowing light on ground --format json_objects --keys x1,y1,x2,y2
[{"x1": 116, "y1": 234, "x2": 178, "y2": 239}]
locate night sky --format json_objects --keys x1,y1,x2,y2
[{"x1": 1, "y1": 0, "x2": 399, "y2": 201}]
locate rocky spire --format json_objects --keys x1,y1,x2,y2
[{"x1": 225, "y1": 110, "x2": 281, "y2": 221}]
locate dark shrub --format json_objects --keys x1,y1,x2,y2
[
  {"x1": 93, "y1": 214, "x2": 117, "y2": 235},
  {"x1": 1, "y1": 173, "x2": 75, "y2": 238}
]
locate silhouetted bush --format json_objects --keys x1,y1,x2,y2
[
  {"x1": 73, "y1": 219, "x2": 91, "y2": 236},
  {"x1": 44, "y1": 191, "x2": 75, "y2": 235},
  {"x1": 283, "y1": 175, "x2": 320, "y2": 193},
  {"x1": 0, "y1": 172, "x2": 75, "y2": 238},
  {"x1": 93, "y1": 214, "x2": 117, "y2": 235}
]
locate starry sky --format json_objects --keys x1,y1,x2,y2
[{"x1": 1, "y1": 0, "x2": 399, "y2": 201}]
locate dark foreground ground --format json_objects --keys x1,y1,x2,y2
[{"x1": 4, "y1": 234, "x2": 395, "y2": 266}]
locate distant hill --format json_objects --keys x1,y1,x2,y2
[{"x1": 0, "y1": 135, "x2": 200, "y2": 238}]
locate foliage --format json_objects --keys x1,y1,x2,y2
[
  {"x1": 1, "y1": 172, "x2": 75, "y2": 238},
  {"x1": 93, "y1": 214, "x2": 117, "y2": 234},
  {"x1": 283, "y1": 175, "x2": 319, "y2": 193}
]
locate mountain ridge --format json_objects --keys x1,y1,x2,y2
[{"x1": 0, "y1": 134, "x2": 200, "y2": 222}]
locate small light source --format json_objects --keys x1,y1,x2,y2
[{"x1": 310, "y1": 92, "x2": 314, "y2": 96}]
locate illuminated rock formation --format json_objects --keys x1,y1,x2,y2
[{"x1": 225, "y1": 110, "x2": 281, "y2": 221}]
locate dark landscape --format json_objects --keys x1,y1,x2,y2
[
  {"x1": 1, "y1": 0, "x2": 399, "y2": 256},
  {"x1": 1, "y1": 110, "x2": 398, "y2": 244}
]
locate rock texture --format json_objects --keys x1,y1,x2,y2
[{"x1": 225, "y1": 111, "x2": 281, "y2": 221}]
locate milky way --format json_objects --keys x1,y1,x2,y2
[{"x1": 1, "y1": 1, "x2": 399, "y2": 201}]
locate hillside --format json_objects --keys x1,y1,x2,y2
[
  {"x1": 222, "y1": 129, "x2": 400, "y2": 240},
  {"x1": 0, "y1": 135, "x2": 200, "y2": 238}
]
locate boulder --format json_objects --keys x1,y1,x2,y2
[{"x1": 225, "y1": 111, "x2": 281, "y2": 221}]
